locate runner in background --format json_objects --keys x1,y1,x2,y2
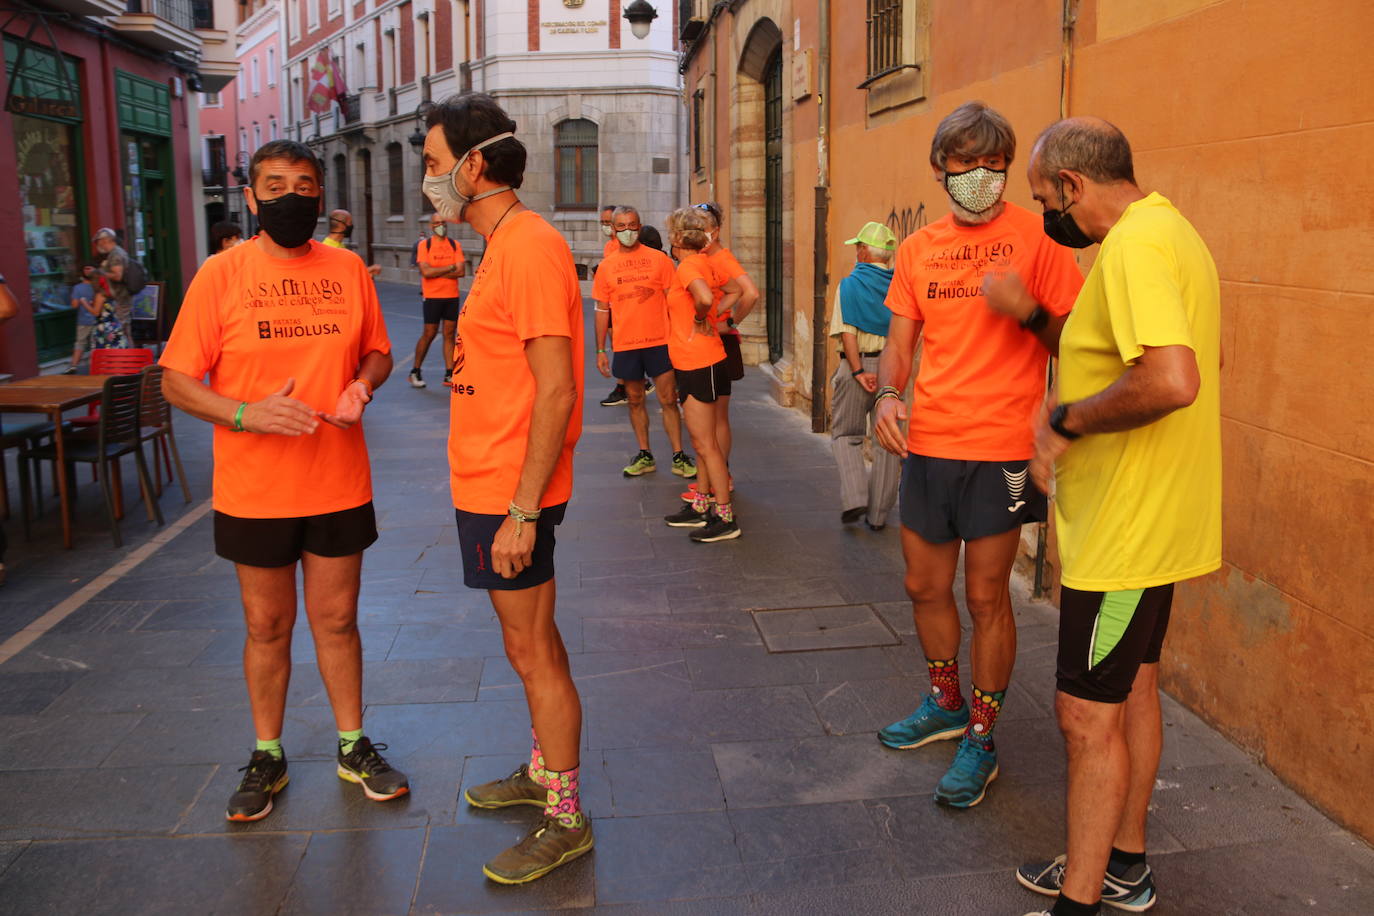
[{"x1": 410, "y1": 213, "x2": 465, "y2": 389}]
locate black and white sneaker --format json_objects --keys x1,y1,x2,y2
[
  {"x1": 226, "y1": 750, "x2": 289, "y2": 822},
  {"x1": 664, "y1": 504, "x2": 710, "y2": 527},
  {"x1": 600, "y1": 384, "x2": 628, "y2": 407},
  {"x1": 409, "y1": 368, "x2": 426, "y2": 389},
  {"x1": 691, "y1": 511, "x2": 741, "y2": 543},
  {"x1": 1015, "y1": 854, "x2": 1157, "y2": 912}
]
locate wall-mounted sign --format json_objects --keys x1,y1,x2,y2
[
  {"x1": 563, "y1": 0, "x2": 585, "y2": 7},
  {"x1": 5, "y1": 95, "x2": 79, "y2": 119},
  {"x1": 542, "y1": 19, "x2": 607, "y2": 33}
]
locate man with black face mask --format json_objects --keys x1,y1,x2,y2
[
  {"x1": 160, "y1": 139, "x2": 408, "y2": 825},
  {"x1": 1005, "y1": 118, "x2": 1221, "y2": 916},
  {"x1": 872, "y1": 101, "x2": 1084, "y2": 812},
  {"x1": 324, "y1": 209, "x2": 383, "y2": 277}
]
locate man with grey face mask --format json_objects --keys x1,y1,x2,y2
[{"x1": 872, "y1": 101, "x2": 1085, "y2": 811}]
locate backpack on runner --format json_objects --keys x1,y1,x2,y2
[{"x1": 122, "y1": 258, "x2": 148, "y2": 295}]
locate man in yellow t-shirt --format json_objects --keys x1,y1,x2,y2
[
  {"x1": 991, "y1": 118, "x2": 1220, "y2": 916},
  {"x1": 322, "y1": 209, "x2": 383, "y2": 278}
]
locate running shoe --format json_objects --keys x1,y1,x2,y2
[
  {"x1": 671, "y1": 452, "x2": 698, "y2": 478},
  {"x1": 409, "y1": 368, "x2": 426, "y2": 389},
  {"x1": 877, "y1": 693, "x2": 970, "y2": 749},
  {"x1": 465, "y1": 764, "x2": 547, "y2": 809},
  {"x1": 600, "y1": 384, "x2": 627, "y2": 406},
  {"x1": 226, "y1": 750, "x2": 289, "y2": 822},
  {"x1": 933, "y1": 735, "x2": 998, "y2": 808},
  {"x1": 679, "y1": 478, "x2": 733, "y2": 501},
  {"x1": 62, "y1": 365, "x2": 79, "y2": 375},
  {"x1": 690, "y1": 511, "x2": 741, "y2": 543},
  {"x1": 336, "y1": 737, "x2": 410, "y2": 801},
  {"x1": 1016, "y1": 854, "x2": 1158, "y2": 912},
  {"x1": 664, "y1": 503, "x2": 710, "y2": 527},
  {"x1": 623, "y1": 450, "x2": 656, "y2": 477},
  {"x1": 644, "y1": 378, "x2": 655, "y2": 394},
  {"x1": 483, "y1": 816, "x2": 594, "y2": 885},
  {"x1": 443, "y1": 369, "x2": 453, "y2": 387}
]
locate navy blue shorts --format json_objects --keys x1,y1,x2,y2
[
  {"x1": 454, "y1": 502, "x2": 567, "y2": 591},
  {"x1": 612, "y1": 344, "x2": 673, "y2": 383},
  {"x1": 899, "y1": 453, "x2": 1046, "y2": 544}
]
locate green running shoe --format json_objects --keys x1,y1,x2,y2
[
  {"x1": 877, "y1": 693, "x2": 970, "y2": 749},
  {"x1": 483, "y1": 816, "x2": 594, "y2": 884},
  {"x1": 671, "y1": 452, "x2": 697, "y2": 478},
  {"x1": 623, "y1": 450, "x2": 656, "y2": 477},
  {"x1": 465, "y1": 764, "x2": 547, "y2": 809}
]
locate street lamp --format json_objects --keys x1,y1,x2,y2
[
  {"x1": 409, "y1": 100, "x2": 434, "y2": 152},
  {"x1": 623, "y1": 0, "x2": 657, "y2": 40}
]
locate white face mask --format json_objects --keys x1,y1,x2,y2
[
  {"x1": 943, "y1": 166, "x2": 1007, "y2": 215},
  {"x1": 600, "y1": 223, "x2": 614, "y2": 238},
  {"x1": 432, "y1": 224, "x2": 447, "y2": 237},
  {"x1": 421, "y1": 131, "x2": 515, "y2": 223},
  {"x1": 616, "y1": 228, "x2": 639, "y2": 248}
]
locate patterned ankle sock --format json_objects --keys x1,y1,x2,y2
[
  {"x1": 338, "y1": 728, "x2": 363, "y2": 757},
  {"x1": 529, "y1": 727, "x2": 546, "y2": 782},
  {"x1": 715, "y1": 502, "x2": 734, "y2": 523},
  {"x1": 967, "y1": 685, "x2": 1006, "y2": 748},
  {"x1": 255, "y1": 737, "x2": 283, "y2": 760},
  {"x1": 542, "y1": 765, "x2": 586, "y2": 830},
  {"x1": 691, "y1": 490, "x2": 712, "y2": 513},
  {"x1": 926, "y1": 658, "x2": 965, "y2": 711}
]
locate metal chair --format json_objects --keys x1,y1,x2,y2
[
  {"x1": 19, "y1": 373, "x2": 164, "y2": 548},
  {"x1": 138, "y1": 365, "x2": 192, "y2": 504}
]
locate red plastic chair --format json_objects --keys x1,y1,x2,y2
[{"x1": 70, "y1": 348, "x2": 155, "y2": 428}]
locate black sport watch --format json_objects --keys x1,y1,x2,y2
[
  {"x1": 1021, "y1": 305, "x2": 1049, "y2": 332},
  {"x1": 1049, "y1": 403, "x2": 1081, "y2": 440}
]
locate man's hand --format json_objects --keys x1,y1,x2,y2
[
  {"x1": 982, "y1": 270, "x2": 1037, "y2": 323},
  {"x1": 491, "y1": 515, "x2": 536, "y2": 579},
  {"x1": 873, "y1": 395, "x2": 908, "y2": 456},
  {"x1": 319, "y1": 379, "x2": 371, "y2": 429},
  {"x1": 596, "y1": 352, "x2": 611, "y2": 378},
  {"x1": 856, "y1": 371, "x2": 878, "y2": 393},
  {"x1": 367, "y1": 264, "x2": 382, "y2": 278},
  {"x1": 1030, "y1": 399, "x2": 1071, "y2": 495},
  {"x1": 242, "y1": 378, "x2": 320, "y2": 436}
]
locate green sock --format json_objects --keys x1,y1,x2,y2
[
  {"x1": 338, "y1": 728, "x2": 363, "y2": 756},
  {"x1": 255, "y1": 737, "x2": 283, "y2": 760}
]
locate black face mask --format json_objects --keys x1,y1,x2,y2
[
  {"x1": 333, "y1": 222, "x2": 353, "y2": 239},
  {"x1": 253, "y1": 192, "x2": 320, "y2": 249},
  {"x1": 1042, "y1": 185, "x2": 1095, "y2": 249}
]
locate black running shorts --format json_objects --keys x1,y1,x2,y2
[
  {"x1": 676, "y1": 359, "x2": 732, "y2": 404},
  {"x1": 612, "y1": 344, "x2": 673, "y2": 383},
  {"x1": 1056, "y1": 583, "x2": 1175, "y2": 704},
  {"x1": 422, "y1": 296, "x2": 461, "y2": 325},
  {"x1": 454, "y1": 502, "x2": 567, "y2": 591},
  {"x1": 899, "y1": 453, "x2": 1046, "y2": 544},
  {"x1": 721, "y1": 331, "x2": 745, "y2": 381},
  {"x1": 214, "y1": 502, "x2": 378, "y2": 568}
]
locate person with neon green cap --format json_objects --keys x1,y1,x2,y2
[{"x1": 829, "y1": 219, "x2": 900, "y2": 531}]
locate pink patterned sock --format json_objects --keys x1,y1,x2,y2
[
  {"x1": 542, "y1": 765, "x2": 586, "y2": 830},
  {"x1": 529, "y1": 728, "x2": 546, "y2": 783},
  {"x1": 691, "y1": 490, "x2": 712, "y2": 513}
]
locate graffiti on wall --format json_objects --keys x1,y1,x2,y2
[{"x1": 886, "y1": 202, "x2": 928, "y2": 242}]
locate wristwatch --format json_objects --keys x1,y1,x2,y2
[
  {"x1": 1049, "y1": 403, "x2": 1081, "y2": 440},
  {"x1": 1021, "y1": 305, "x2": 1049, "y2": 332}
]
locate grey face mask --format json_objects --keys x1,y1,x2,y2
[{"x1": 421, "y1": 131, "x2": 515, "y2": 223}]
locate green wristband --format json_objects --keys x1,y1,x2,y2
[{"x1": 232, "y1": 401, "x2": 247, "y2": 432}]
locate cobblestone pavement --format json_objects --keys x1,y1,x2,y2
[{"x1": 0, "y1": 282, "x2": 1369, "y2": 915}]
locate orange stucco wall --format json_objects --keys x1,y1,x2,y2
[{"x1": 685, "y1": 0, "x2": 1374, "y2": 840}]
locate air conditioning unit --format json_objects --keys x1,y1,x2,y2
[{"x1": 679, "y1": 0, "x2": 707, "y2": 43}]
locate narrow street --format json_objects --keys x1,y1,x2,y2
[{"x1": 0, "y1": 281, "x2": 1368, "y2": 914}]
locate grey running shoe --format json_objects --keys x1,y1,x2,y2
[
  {"x1": 664, "y1": 504, "x2": 710, "y2": 527},
  {"x1": 483, "y1": 816, "x2": 594, "y2": 884},
  {"x1": 226, "y1": 750, "x2": 289, "y2": 822},
  {"x1": 690, "y1": 511, "x2": 741, "y2": 542},
  {"x1": 336, "y1": 737, "x2": 409, "y2": 801},
  {"x1": 464, "y1": 764, "x2": 547, "y2": 809},
  {"x1": 1016, "y1": 854, "x2": 1158, "y2": 912},
  {"x1": 408, "y1": 369, "x2": 426, "y2": 388}
]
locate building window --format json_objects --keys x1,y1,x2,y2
[
  {"x1": 269, "y1": 116, "x2": 278, "y2": 140},
  {"x1": 865, "y1": 0, "x2": 903, "y2": 80},
  {"x1": 554, "y1": 118, "x2": 597, "y2": 210},
  {"x1": 308, "y1": 0, "x2": 319, "y2": 31},
  {"x1": 252, "y1": 123, "x2": 261, "y2": 152},
  {"x1": 334, "y1": 153, "x2": 349, "y2": 213},
  {"x1": 239, "y1": 127, "x2": 248, "y2": 158},
  {"x1": 237, "y1": 71, "x2": 245, "y2": 101},
  {"x1": 691, "y1": 89, "x2": 705, "y2": 175},
  {"x1": 288, "y1": 0, "x2": 300, "y2": 41},
  {"x1": 204, "y1": 135, "x2": 227, "y2": 186},
  {"x1": 251, "y1": 56, "x2": 260, "y2": 95},
  {"x1": 202, "y1": 90, "x2": 221, "y2": 106},
  {"x1": 387, "y1": 143, "x2": 403, "y2": 215},
  {"x1": 267, "y1": 47, "x2": 276, "y2": 86}
]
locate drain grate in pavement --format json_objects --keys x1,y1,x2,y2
[{"x1": 751, "y1": 604, "x2": 899, "y2": 653}]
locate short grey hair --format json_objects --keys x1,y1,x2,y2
[
  {"x1": 611, "y1": 205, "x2": 640, "y2": 223},
  {"x1": 861, "y1": 243, "x2": 894, "y2": 264},
  {"x1": 1032, "y1": 117, "x2": 1136, "y2": 186},
  {"x1": 929, "y1": 101, "x2": 1016, "y2": 171}
]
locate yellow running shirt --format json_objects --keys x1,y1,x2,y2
[{"x1": 1054, "y1": 193, "x2": 1222, "y2": 591}]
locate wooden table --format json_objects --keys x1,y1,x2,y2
[{"x1": 0, "y1": 376, "x2": 109, "y2": 548}]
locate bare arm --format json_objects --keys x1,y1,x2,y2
[
  {"x1": 593, "y1": 302, "x2": 612, "y2": 377},
  {"x1": 161, "y1": 367, "x2": 319, "y2": 436},
  {"x1": 716, "y1": 277, "x2": 742, "y2": 321},
  {"x1": 982, "y1": 271, "x2": 1068, "y2": 356},
  {"x1": 319, "y1": 347, "x2": 393, "y2": 428},
  {"x1": 419, "y1": 261, "x2": 461, "y2": 279},
  {"x1": 872, "y1": 313, "x2": 924, "y2": 456},
  {"x1": 731, "y1": 271, "x2": 761, "y2": 322}
]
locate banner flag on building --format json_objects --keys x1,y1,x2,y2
[{"x1": 305, "y1": 49, "x2": 348, "y2": 113}]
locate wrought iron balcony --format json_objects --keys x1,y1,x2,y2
[
  {"x1": 201, "y1": 165, "x2": 228, "y2": 187},
  {"x1": 125, "y1": 0, "x2": 195, "y2": 32},
  {"x1": 339, "y1": 94, "x2": 361, "y2": 125}
]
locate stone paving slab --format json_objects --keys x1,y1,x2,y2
[{"x1": 0, "y1": 282, "x2": 1368, "y2": 913}]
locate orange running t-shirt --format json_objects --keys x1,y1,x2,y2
[
  {"x1": 706, "y1": 247, "x2": 746, "y2": 326},
  {"x1": 159, "y1": 239, "x2": 391, "y2": 518},
  {"x1": 665, "y1": 253, "x2": 725, "y2": 371},
  {"x1": 449, "y1": 210, "x2": 585, "y2": 514},
  {"x1": 591, "y1": 244, "x2": 673, "y2": 350},
  {"x1": 419, "y1": 236, "x2": 464, "y2": 299},
  {"x1": 885, "y1": 202, "x2": 1084, "y2": 460}
]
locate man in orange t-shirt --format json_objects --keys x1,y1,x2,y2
[
  {"x1": 420, "y1": 93, "x2": 589, "y2": 884},
  {"x1": 871, "y1": 103, "x2": 1083, "y2": 809},
  {"x1": 161, "y1": 139, "x2": 407, "y2": 825},
  {"x1": 409, "y1": 212, "x2": 466, "y2": 388},
  {"x1": 592, "y1": 205, "x2": 695, "y2": 479}
]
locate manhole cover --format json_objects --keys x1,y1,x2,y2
[{"x1": 751, "y1": 604, "x2": 898, "y2": 653}]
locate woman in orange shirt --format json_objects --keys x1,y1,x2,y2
[{"x1": 662, "y1": 207, "x2": 740, "y2": 542}]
